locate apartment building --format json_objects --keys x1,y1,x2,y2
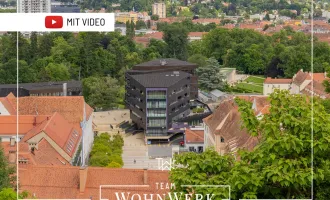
[
  {"x1": 152, "y1": 2, "x2": 166, "y2": 18},
  {"x1": 125, "y1": 70, "x2": 191, "y2": 143},
  {"x1": 18, "y1": 0, "x2": 51, "y2": 13}
]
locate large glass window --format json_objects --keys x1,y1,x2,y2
[
  {"x1": 147, "y1": 110, "x2": 166, "y2": 117},
  {"x1": 147, "y1": 101, "x2": 166, "y2": 108},
  {"x1": 147, "y1": 119, "x2": 166, "y2": 127},
  {"x1": 147, "y1": 91, "x2": 166, "y2": 99}
]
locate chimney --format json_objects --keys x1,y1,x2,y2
[
  {"x1": 8, "y1": 150, "x2": 16, "y2": 164},
  {"x1": 143, "y1": 168, "x2": 148, "y2": 185},
  {"x1": 63, "y1": 83, "x2": 67, "y2": 96},
  {"x1": 10, "y1": 137, "x2": 15, "y2": 146},
  {"x1": 79, "y1": 167, "x2": 88, "y2": 193}
]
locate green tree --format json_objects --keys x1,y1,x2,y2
[
  {"x1": 196, "y1": 58, "x2": 225, "y2": 91},
  {"x1": 0, "y1": 146, "x2": 15, "y2": 190},
  {"x1": 163, "y1": 24, "x2": 189, "y2": 60},
  {"x1": 107, "y1": 161, "x2": 122, "y2": 168},
  {"x1": 171, "y1": 90, "x2": 330, "y2": 199},
  {"x1": 151, "y1": 14, "x2": 159, "y2": 21},
  {"x1": 19, "y1": 60, "x2": 37, "y2": 83},
  {"x1": 82, "y1": 76, "x2": 123, "y2": 110},
  {"x1": 135, "y1": 20, "x2": 146, "y2": 30},
  {"x1": 265, "y1": 13, "x2": 270, "y2": 21},
  {"x1": 187, "y1": 54, "x2": 207, "y2": 68},
  {"x1": 44, "y1": 63, "x2": 70, "y2": 81}
]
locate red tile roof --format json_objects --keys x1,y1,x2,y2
[
  {"x1": 264, "y1": 77, "x2": 292, "y2": 84},
  {"x1": 185, "y1": 128, "x2": 204, "y2": 143},
  {"x1": 22, "y1": 112, "x2": 82, "y2": 157},
  {"x1": 0, "y1": 115, "x2": 50, "y2": 135},
  {"x1": 0, "y1": 93, "x2": 16, "y2": 115},
  {"x1": 293, "y1": 70, "x2": 311, "y2": 86},
  {"x1": 9, "y1": 96, "x2": 93, "y2": 123},
  {"x1": 19, "y1": 166, "x2": 169, "y2": 199}
]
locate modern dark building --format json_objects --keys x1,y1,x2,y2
[
  {"x1": 125, "y1": 70, "x2": 191, "y2": 143},
  {"x1": 0, "y1": 80, "x2": 82, "y2": 97},
  {"x1": 131, "y1": 59, "x2": 198, "y2": 99}
]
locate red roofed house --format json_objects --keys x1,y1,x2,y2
[
  {"x1": 0, "y1": 94, "x2": 94, "y2": 166},
  {"x1": 184, "y1": 127, "x2": 204, "y2": 152},
  {"x1": 263, "y1": 69, "x2": 330, "y2": 98},
  {"x1": 263, "y1": 77, "x2": 292, "y2": 95},
  {"x1": 19, "y1": 165, "x2": 169, "y2": 199},
  {"x1": 203, "y1": 96, "x2": 268, "y2": 156}
]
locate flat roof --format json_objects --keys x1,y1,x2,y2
[
  {"x1": 129, "y1": 71, "x2": 190, "y2": 88},
  {"x1": 134, "y1": 59, "x2": 197, "y2": 68},
  {"x1": 0, "y1": 80, "x2": 82, "y2": 90}
]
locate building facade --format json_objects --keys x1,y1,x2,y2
[
  {"x1": 18, "y1": 0, "x2": 51, "y2": 13},
  {"x1": 132, "y1": 59, "x2": 198, "y2": 99},
  {"x1": 152, "y1": 3, "x2": 166, "y2": 18},
  {"x1": 125, "y1": 70, "x2": 191, "y2": 143}
]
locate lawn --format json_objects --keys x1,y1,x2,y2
[
  {"x1": 245, "y1": 76, "x2": 265, "y2": 84},
  {"x1": 236, "y1": 83, "x2": 263, "y2": 93}
]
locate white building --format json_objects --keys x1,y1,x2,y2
[
  {"x1": 152, "y1": 3, "x2": 166, "y2": 18},
  {"x1": 18, "y1": 0, "x2": 51, "y2": 13},
  {"x1": 263, "y1": 69, "x2": 329, "y2": 98},
  {"x1": 263, "y1": 77, "x2": 292, "y2": 95}
]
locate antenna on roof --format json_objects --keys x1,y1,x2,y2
[{"x1": 160, "y1": 59, "x2": 167, "y2": 66}]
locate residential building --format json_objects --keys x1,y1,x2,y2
[
  {"x1": 263, "y1": 77, "x2": 292, "y2": 95},
  {"x1": 263, "y1": 69, "x2": 330, "y2": 98},
  {"x1": 0, "y1": 93, "x2": 94, "y2": 166},
  {"x1": 132, "y1": 59, "x2": 198, "y2": 99},
  {"x1": 18, "y1": 166, "x2": 169, "y2": 199},
  {"x1": 115, "y1": 12, "x2": 138, "y2": 23},
  {"x1": 152, "y1": 2, "x2": 166, "y2": 19},
  {"x1": 203, "y1": 96, "x2": 269, "y2": 156},
  {"x1": 125, "y1": 70, "x2": 191, "y2": 143},
  {"x1": 183, "y1": 127, "x2": 204, "y2": 152},
  {"x1": 18, "y1": 0, "x2": 51, "y2": 13},
  {"x1": 0, "y1": 80, "x2": 82, "y2": 97}
]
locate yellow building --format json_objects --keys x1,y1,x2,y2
[{"x1": 115, "y1": 12, "x2": 138, "y2": 23}]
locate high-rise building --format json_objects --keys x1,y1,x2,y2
[
  {"x1": 125, "y1": 59, "x2": 199, "y2": 143},
  {"x1": 18, "y1": 0, "x2": 51, "y2": 13},
  {"x1": 152, "y1": 2, "x2": 166, "y2": 18}
]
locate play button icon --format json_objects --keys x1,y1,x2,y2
[{"x1": 45, "y1": 16, "x2": 63, "y2": 29}]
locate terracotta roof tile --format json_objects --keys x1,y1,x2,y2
[
  {"x1": 0, "y1": 115, "x2": 50, "y2": 135},
  {"x1": 14, "y1": 96, "x2": 93, "y2": 123},
  {"x1": 185, "y1": 128, "x2": 204, "y2": 143},
  {"x1": 264, "y1": 77, "x2": 292, "y2": 84},
  {"x1": 19, "y1": 166, "x2": 169, "y2": 199},
  {"x1": 0, "y1": 93, "x2": 16, "y2": 115},
  {"x1": 22, "y1": 112, "x2": 82, "y2": 157},
  {"x1": 293, "y1": 70, "x2": 311, "y2": 86}
]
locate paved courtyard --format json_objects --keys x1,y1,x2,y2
[{"x1": 122, "y1": 132, "x2": 172, "y2": 170}]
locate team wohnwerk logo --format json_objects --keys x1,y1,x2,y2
[
  {"x1": 100, "y1": 183, "x2": 231, "y2": 200},
  {"x1": 156, "y1": 158, "x2": 175, "y2": 171},
  {"x1": 99, "y1": 159, "x2": 230, "y2": 200}
]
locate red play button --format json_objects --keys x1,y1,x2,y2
[{"x1": 45, "y1": 16, "x2": 63, "y2": 29}]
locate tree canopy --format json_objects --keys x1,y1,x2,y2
[{"x1": 170, "y1": 90, "x2": 330, "y2": 199}]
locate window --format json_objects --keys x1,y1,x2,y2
[{"x1": 220, "y1": 137, "x2": 225, "y2": 143}]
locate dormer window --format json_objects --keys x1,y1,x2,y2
[{"x1": 220, "y1": 137, "x2": 225, "y2": 143}]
